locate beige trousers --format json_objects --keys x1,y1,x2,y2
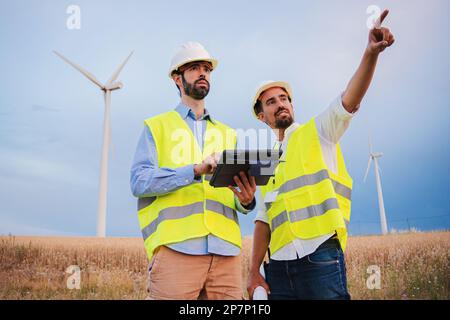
[{"x1": 146, "y1": 246, "x2": 243, "y2": 300}]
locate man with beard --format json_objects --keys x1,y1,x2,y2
[
  {"x1": 130, "y1": 42, "x2": 256, "y2": 300},
  {"x1": 247, "y1": 10, "x2": 395, "y2": 299}
]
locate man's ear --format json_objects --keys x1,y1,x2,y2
[
  {"x1": 257, "y1": 112, "x2": 266, "y2": 123},
  {"x1": 172, "y1": 73, "x2": 181, "y2": 86}
]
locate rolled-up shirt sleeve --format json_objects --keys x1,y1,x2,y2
[
  {"x1": 235, "y1": 196, "x2": 256, "y2": 214},
  {"x1": 315, "y1": 92, "x2": 359, "y2": 144},
  {"x1": 253, "y1": 188, "x2": 269, "y2": 224},
  {"x1": 130, "y1": 127, "x2": 195, "y2": 197}
]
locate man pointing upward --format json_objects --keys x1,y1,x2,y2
[{"x1": 248, "y1": 9, "x2": 395, "y2": 300}]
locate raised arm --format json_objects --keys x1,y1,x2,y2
[{"x1": 342, "y1": 9, "x2": 395, "y2": 113}]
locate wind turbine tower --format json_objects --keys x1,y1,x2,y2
[
  {"x1": 54, "y1": 50, "x2": 133, "y2": 237},
  {"x1": 364, "y1": 138, "x2": 389, "y2": 235}
]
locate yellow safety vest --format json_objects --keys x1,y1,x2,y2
[
  {"x1": 137, "y1": 110, "x2": 240, "y2": 261},
  {"x1": 261, "y1": 118, "x2": 352, "y2": 254}
]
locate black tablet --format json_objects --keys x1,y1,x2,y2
[{"x1": 208, "y1": 149, "x2": 283, "y2": 188}]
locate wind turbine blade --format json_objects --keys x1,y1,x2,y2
[
  {"x1": 53, "y1": 50, "x2": 104, "y2": 89},
  {"x1": 106, "y1": 51, "x2": 134, "y2": 85},
  {"x1": 363, "y1": 157, "x2": 373, "y2": 183},
  {"x1": 368, "y1": 135, "x2": 373, "y2": 154}
]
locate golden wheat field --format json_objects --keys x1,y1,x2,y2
[{"x1": 0, "y1": 232, "x2": 449, "y2": 300}]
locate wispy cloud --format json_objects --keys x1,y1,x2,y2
[{"x1": 0, "y1": 148, "x2": 96, "y2": 188}]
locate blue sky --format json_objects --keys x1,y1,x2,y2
[{"x1": 0, "y1": 0, "x2": 449, "y2": 237}]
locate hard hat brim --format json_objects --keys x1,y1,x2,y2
[{"x1": 168, "y1": 58, "x2": 218, "y2": 78}]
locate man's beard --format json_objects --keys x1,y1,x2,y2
[
  {"x1": 274, "y1": 109, "x2": 293, "y2": 129},
  {"x1": 182, "y1": 75, "x2": 210, "y2": 100}
]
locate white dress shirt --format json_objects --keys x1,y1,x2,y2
[{"x1": 254, "y1": 93, "x2": 358, "y2": 261}]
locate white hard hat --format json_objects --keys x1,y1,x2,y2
[
  {"x1": 168, "y1": 41, "x2": 218, "y2": 78},
  {"x1": 252, "y1": 80, "x2": 293, "y2": 118}
]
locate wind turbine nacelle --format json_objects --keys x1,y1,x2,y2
[
  {"x1": 104, "y1": 82, "x2": 123, "y2": 91},
  {"x1": 373, "y1": 152, "x2": 384, "y2": 158}
]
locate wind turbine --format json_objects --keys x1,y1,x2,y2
[
  {"x1": 54, "y1": 50, "x2": 133, "y2": 237},
  {"x1": 363, "y1": 137, "x2": 388, "y2": 235}
]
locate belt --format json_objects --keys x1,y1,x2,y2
[{"x1": 319, "y1": 236, "x2": 341, "y2": 250}]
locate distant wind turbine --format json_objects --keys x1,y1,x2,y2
[
  {"x1": 54, "y1": 50, "x2": 133, "y2": 237},
  {"x1": 363, "y1": 136, "x2": 389, "y2": 235}
]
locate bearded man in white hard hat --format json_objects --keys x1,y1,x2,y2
[
  {"x1": 247, "y1": 10, "x2": 395, "y2": 300},
  {"x1": 130, "y1": 42, "x2": 256, "y2": 300}
]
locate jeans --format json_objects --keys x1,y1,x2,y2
[{"x1": 265, "y1": 238, "x2": 351, "y2": 300}]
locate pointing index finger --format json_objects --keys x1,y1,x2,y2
[{"x1": 375, "y1": 9, "x2": 389, "y2": 29}]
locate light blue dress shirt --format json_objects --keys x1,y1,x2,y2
[{"x1": 130, "y1": 103, "x2": 255, "y2": 256}]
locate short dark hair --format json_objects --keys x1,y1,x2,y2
[
  {"x1": 253, "y1": 100, "x2": 263, "y2": 115},
  {"x1": 253, "y1": 88, "x2": 291, "y2": 116}
]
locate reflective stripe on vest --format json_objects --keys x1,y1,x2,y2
[
  {"x1": 270, "y1": 198, "x2": 340, "y2": 232},
  {"x1": 138, "y1": 197, "x2": 156, "y2": 211},
  {"x1": 140, "y1": 200, "x2": 238, "y2": 241},
  {"x1": 280, "y1": 169, "x2": 351, "y2": 200},
  {"x1": 141, "y1": 202, "x2": 203, "y2": 240},
  {"x1": 264, "y1": 169, "x2": 352, "y2": 212},
  {"x1": 206, "y1": 199, "x2": 238, "y2": 225}
]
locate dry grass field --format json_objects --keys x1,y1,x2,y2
[{"x1": 1, "y1": 231, "x2": 449, "y2": 300}]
